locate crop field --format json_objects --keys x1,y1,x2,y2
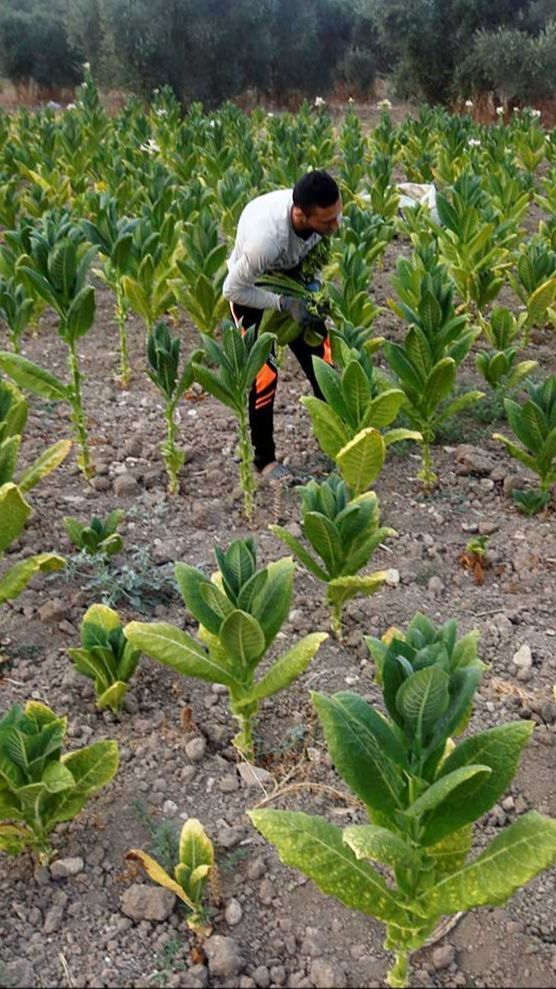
[{"x1": 1, "y1": 74, "x2": 556, "y2": 989}]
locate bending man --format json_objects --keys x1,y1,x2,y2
[{"x1": 223, "y1": 169, "x2": 342, "y2": 481}]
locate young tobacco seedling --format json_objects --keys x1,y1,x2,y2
[
  {"x1": 64, "y1": 509, "x2": 124, "y2": 557},
  {"x1": 475, "y1": 307, "x2": 537, "y2": 392},
  {"x1": 192, "y1": 325, "x2": 274, "y2": 518},
  {"x1": 0, "y1": 700, "x2": 118, "y2": 862},
  {"x1": 301, "y1": 347, "x2": 420, "y2": 495},
  {"x1": 127, "y1": 818, "x2": 215, "y2": 936},
  {"x1": 0, "y1": 378, "x2": 71, "y2": 493},
  {"x1": 0, "y1": 232, "x2": 97, "y2": 478},
  {"x1": 0, "y1": 482, "x2": 65, "y2": 607},
  {"x1": 493, "y1": 375, "x2": 556, "y2": 514},
  {"x1": 147, "y1": 320, "x2": 202, "y2": 495},
  {"x1": 250, "y1": 613, "x2": 556, "y2": 989},
  {"x1": 68, "y1": 603, "x2": 141, "y2": 712},
  {"x1": 124, "y1": 536, "x2": 327, "y2": 759},
  {"x1": 271, "y1": 475, "x2": 394, "y2": 637}
]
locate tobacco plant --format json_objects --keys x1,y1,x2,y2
[
  {"x1": 127, "y1": 818, "x2": 215, "y2": 935},
  {"x1": 0, "y1": 232, "x2": 97, "y2": 477},
  {"x1": 475, "y1": 307, "x2": 537, "y2": 392},
  {"x1": 82, "y1": 195, "x2": 138, "y2": 385},
  {"x1": 0, "y1": 276, "x2": 35, "y2": 353},
  {"x1": 386, "y1": 259, "x2": 483, "y2": 487},
  {"x1": 251, "y1": 614, "x2": 556, "y2": 988},
  {"x1": 508, "y1": 241, "x2": 556, "y2": 342},
  {"x1": 64, "y1": 509, "x2": 125, "y2": 557},
  {"x1": 146, "y1": 320, "x2": 202, "y2": 495},
  {"x1": 68, "y1": 603, "x2": 141, "y2": 712},
  {"x1": 271, "y1": 475, "x2": 394, "y2": 636},
  {"x1": 192, "y1": 325, "x2": 274, "y2": 518},
  {"x1": 0, "y1": 700, "x2": 118, "y2": 862},
  {"x1": 301, "y1": 349, "x2": 420, "y2": 495},
  {"x1": 125, "y1": 536, "x2": 327, "y2": 759},
  {"x1": 170, "y1": 210, "x2": 229, "y2": 335},
  {"x1": 0, "y1": 379, "x2": 71, "y2": 492},
  {"x1": 493, "y1": 375, "x2": 556, "y2": 514},
  {"x1": 0, "y1": 482, "x2": 65, "y2": 607}
]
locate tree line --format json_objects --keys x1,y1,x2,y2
[{"x1": 0, "y1": 0, "x2": 554, "y2": 107}]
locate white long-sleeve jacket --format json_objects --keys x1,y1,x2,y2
[{"x1": 223, "y1": 189, "x2": 321, "y2": 311}]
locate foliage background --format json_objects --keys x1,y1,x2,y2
[{"x1": 0, "y1": 0, "x2": 554, "y2": 107}]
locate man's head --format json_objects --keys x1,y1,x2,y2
[{"x1": 292, "y1": 170, "x2": 342, "y2": 236}]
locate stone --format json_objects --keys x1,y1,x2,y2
[
  {"x1": 217, "y1": 825, "x2": 244, "y2": 850},
  {"x1": 91, "y1": 476, "x2": 111, "y2": 492},
  {"x1": 247, "y1": 856, "x2": 266, "y2": 880},
  {"x1": 152, "y1": 540, "x2": 181, "y2": 565},
  {"x1": 258, "y1": 878, "x2": 274, "y2": 905},
  {"x1": 432, "y1": 944, "x2": 456, "y2": 970},
  {"x1": 38, "y1": 598, "x2": 67, "y2": 623},
  {"x1": 113, "y1": 472, "x2": 139, "y2": 496},
  {"x1": 512, "y1": 644, "x2": 533, "y2": 670},
  {"x1": 204, "y1": 935, "x2": 244, "y2": 978},
  {"x1": 185, "y1": 736, "x2": 207, "y2": 762},
  {"x1": 225, "y1": 897, "x2": 243, "y2": 926},
  {"x1": 384, "y1": 568, "x2": 400, "y2": 587},
  {"x1": 238, "y1": 763, "x2": 274, "y2": 788},
  {"x1": 124, "y1": 433, "x2": 144, "y2": 458},
  {"x1": 455, "y1": 445, "x2": 495, "y2": 476},
  {"x1": 2, "y1": 961, "x2": 36, "y2": 988},
  {"x1": 310, "y1": 959, "x2": 347, "y2": 988},
  {"x1": 427, "y1": 575, "x2": 444, "y2": 596},
  {"x1": 121, "y1": 883, "x2": 175, "y2": 922},
  {"x1": 220, "y1": 774, "x2": 239, "y2": 793},
  {"x1": 163, "y1": 799, "x2": 179, "y2": 816},
  {"x1": 43, "y1": 904, "x2": 65, "y2": 933},
  {"x1": 301, "y1": 929, "x2": 327, "y2": 957},
  {"x1": 50, "y1": 856, "x2": 84, "y2": 879},
  {"x1": 253, "y1": 965, "x2": 271, "y2": 988}
]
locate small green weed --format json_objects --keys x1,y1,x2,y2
[{"x1": 132, "y1": 799, "x2": 179, "y2": 873}]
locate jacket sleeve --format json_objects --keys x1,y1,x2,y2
[{"x1": 223, "y1": 250, "x2": 282, "y2": 311}]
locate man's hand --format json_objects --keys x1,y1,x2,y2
[{"x1": 280, "y1": 295, "x2": 322, "y2": 328}]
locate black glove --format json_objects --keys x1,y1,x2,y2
[{"x1": 280, "y1": 295, "x2": 322, "y2": 329}]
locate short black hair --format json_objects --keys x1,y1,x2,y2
[{"x1": 293, "y1": 170, "x2": 340, "y2": 212}]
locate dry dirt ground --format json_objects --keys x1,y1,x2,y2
[{"x1": 1, "y1": 234, "x2": 556, "y2": 989}]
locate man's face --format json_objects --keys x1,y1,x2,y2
[{"x1": 301, "y1": 197, "x2": 343, "y2": 236}]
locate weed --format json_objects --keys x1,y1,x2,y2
[
  {"x1": 54, "y1": 546, "x2": 177, "y2": 614},
  {"x1": 132, "y1": 799, "x2": 179, "y2": 873},
  {"x1": 148, "y1": 937, "x2": 186, "y2": 985},
  {"x1": 220, "y1": 846, "x2": 251, "y2": 874}
]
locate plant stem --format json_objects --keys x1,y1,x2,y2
[
  {"x1": 238, "y1": 403, "x2": 255, "y2": 520},
  {"x1": 387, "y1": 951, "x2": 408, "y2": 988},
  {"x1": 164, "y1": 402, "x2": 179, "y2": 496},
  {"x1": 115, "y1": 284, "x2": 131, "y2": 386},
  {"x1": 234, "y1": 713, "x2": 255, "y2": 761},
  {"x1": 67, "y1": 340, "x2": 93, "y2": 479},
  {"x1": 330, "y1": 604, "x2": 343, "y2": 641},
  {"x1": 417, "y1": 429, "x2": 437, "y2": 490}
]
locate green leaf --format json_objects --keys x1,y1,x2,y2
[
  {"x1": 18, "y1": 439, "x2": 71, "y2": 492},
  {"x1": 327, "y1": 572, "x2": 387, "y2": 612},
  {"x1": 124, "y1": 621, "x2": 241, "y2": 688},
  {"x1": 493, "y1": 434, "x2": 538, "y2": 473},
  {"x1": 235, "y1": 632, "x2": 327, "y2": 708},
  {"x1": 396, "y1": 667, "x2": 451, "y2": 744},
  {"x1": 219, "y1": 610, "x2": 266, "y2": 667},
  {"x1": 304, "y1": 512, "x2": 343, "y2": 577},
  {"x1": 191, "y1": 363, "x2": 236, "y2": 411},
  {"x1": 404, "y1": 765, "x2": 491, "y2": 820},
  {"x1": 0, "y1": 553, "x2": 65, "y2": 604},
  {"x1": 270, "y1": 525, "x2": 329, "y2": 582},
  {"x1": 97, "y1": 682, "x2": 128, "y2": 712},
  {"x1": 336, "y1": 428, "x2": 385, "y2": 494},
  {"x1": 175, "y1": 563, "x2": 225, "y2": 636},
  {"x1": 249, "y1": 809, "x2": 414, "y2": 927},
  {"x1": 42, "y1": 761, "x2": 75, "y2": 793},
  {"x1": 383, "y1": 428, "x2": 422, "y2": 447},
  {"x1": 423, "y1": 359, "x2": 456, "y2": 415},
  {"x1": 343, "y1": 824, "x2": 422, "y2": 872},
  {"x1": 416, "y1": 812, "x2": 556, "y2": 919},
  {"x1": 60, "y1": 739, "x2": 119, "y2": 795},
  {"x1": 361, "y1": 390, "x2": 405, "y2": 429},
  {"x1": 250, "y1": 557, "x2": 294, "y2": 648},
  {"x1": 312, "y1": 691, "x2": 408, "y2": 823},
  {"x1": 0, "y1": 482, "x2": 30, "y2": 551},
  {"x1": 422, "y1": 722, "x2": 534, "y2": 845},
  {"x1": 0, "y1": 434, "x2": 19, "y2": 485},
  {"x1": 0, "y1": 352, "x2": 69, "y2": 401},
  {"x1": 64, "y1": 286, "x2": 95, "y2": 342},
  {"x1": 300, "y1": 396, "x2": 349, "y2": 459},
  {"x1": 342, "y1": 361, "x2": 371, "y2": 427}
]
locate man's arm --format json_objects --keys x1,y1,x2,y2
[{"x1": 223, "y1": 251, "x2": 282, "y2": 311}]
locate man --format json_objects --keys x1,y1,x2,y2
[{"x1": 223, "y1": 169, "x2": 342, "y2": 481}]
